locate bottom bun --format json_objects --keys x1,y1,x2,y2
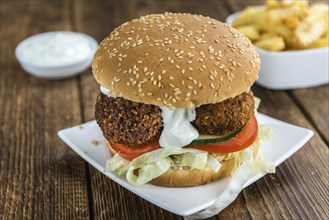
[{"x1": 107, "y1": 138, "x2": 260, "y2": 187}]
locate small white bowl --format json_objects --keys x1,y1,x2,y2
[
  {"x1": 16, "y1": 31, "x2": 98, "y2": 79},
  {"x1": 226, "y1": 12, "x2": 329, "y2": 90}
]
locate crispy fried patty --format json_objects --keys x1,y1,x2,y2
[
  {"x1": 95, "y1": 93, "x2": 162, "y2": 146},
  {"x1": 192, "y1": 91, "x2": 255, "y2": 135},
  {"x1": 95, "y1": 91, "x2": 254, "y2": 146}
]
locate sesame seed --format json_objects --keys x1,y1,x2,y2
[{"x1": 210, "y1": 83, "x2": 215, "y2": 89}]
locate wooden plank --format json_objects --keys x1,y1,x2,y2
[
  {"x1": 0, "y1": 1, "x2": 90, "y2": 219},
  {"x1": 290, "y1": 85, "x2": 329, "y2": 145}
]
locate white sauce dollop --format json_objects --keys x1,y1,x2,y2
[
  {"x1": 20, "y1": 32, "x2": 92, "y2": 66},
  {"x1": 159, "y1": 106, "x2": 199, "y2": 148},
  {"x1": 100, "y1": 86, "x2": 118, "y2": 98}
]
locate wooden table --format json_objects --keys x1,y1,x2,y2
[{"x1": 1, "y1": 1, "x2": 328, "y2": 219}]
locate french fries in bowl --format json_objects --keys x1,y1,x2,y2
[{"x1": 226, "y1": 0, "x2": 329, "y2": 89}]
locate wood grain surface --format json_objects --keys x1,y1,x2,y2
[{"x1": 1, "y1": 1, "x2": 328, "y2": 220}]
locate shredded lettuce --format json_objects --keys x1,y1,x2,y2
[
  {"x1": 106, "y1": 147, "x2": 212, "y2": 185},
  {"x1": 127, "y1": 157, "x2": 172, "y2": 185},
  {"x1": 207, "y1": 155, "x2": 222, "y2": 173},
  {"x1": 181, "y1": 152, "x2": 208, "y2": 169},
  {"x1": 259, "y1": 124, "x2": 273, "y2": 140},
  {"x1": 254, "y1": 96, "x2": 261, "y2": 114},
  {"x1": 252, "y1": 156, "x2": 275, "y2": 173},
  {"x1": 105, "y1": 153, "x2": 130, "y2": 175}
]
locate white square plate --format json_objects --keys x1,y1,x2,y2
[{"x1": 58, "y1": 113, "x2": 313, "y2": 216}]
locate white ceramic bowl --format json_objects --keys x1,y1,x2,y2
[
  {"x1": 226, "y1": 12, "x2": 329, "y2": 90},
  {"x1": 16, "y1": 31, "x2": 98, "y2": 79}
]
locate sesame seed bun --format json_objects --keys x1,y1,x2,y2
[{"x1": 92, "y1": 12, "x2": 260, "y2": 108}]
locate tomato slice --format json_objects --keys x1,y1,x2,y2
[
  {"x1": 109, "y1": 139, "x2": 160, "y2": 161},
  {"x1": 190, "y1": 116, "x2": 258, "y2": 153}
]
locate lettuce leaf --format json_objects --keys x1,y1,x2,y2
[
  {"x1": 106, "y1": 147, "x2": 212, "y2": 185},
  {"x1": 252, "y1": 156, "x2": 275, "y2": 173}
]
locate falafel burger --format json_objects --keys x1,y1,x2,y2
[{"x1": 92, "y1": 13, "x2": 272, "y2": 187}]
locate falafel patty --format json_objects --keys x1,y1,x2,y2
[
  {"x1": 95, "y1": 93, "x2": 163, "y2": 146},
  {"x1": 192, "y1": 91, "x2": 255, "y2": 135},
  {"x1": 95, "y1": 91, "x2": 254, "y2": 146}
]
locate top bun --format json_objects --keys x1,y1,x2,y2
[{"x1": 92, "y1": 13, "x2": 260, "y2": 108}]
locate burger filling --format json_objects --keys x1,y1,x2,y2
[
  {"x1": 96, "y1": 89, "x2": 274, "y2": 186},
  {"x1": 95, "y1": 89, "x2": 256, "y2": 161}
]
